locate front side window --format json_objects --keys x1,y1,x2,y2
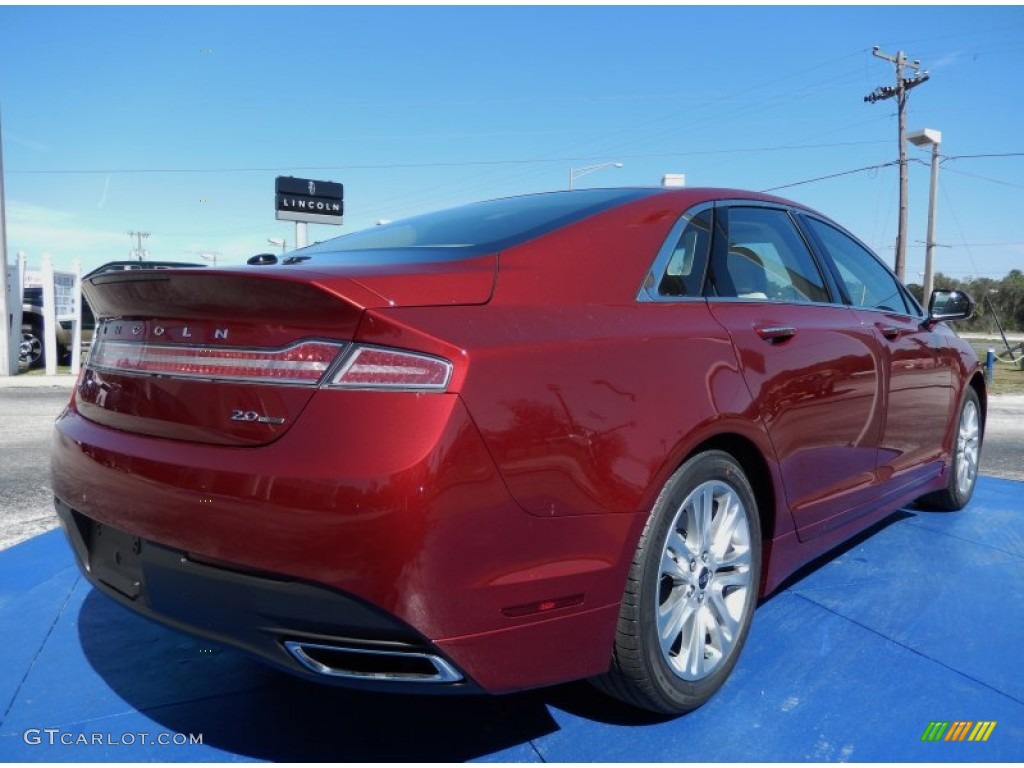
[
  {"x1": 805, "y1": 218, "x2": 913, "y2": 315},
  {"x1": 708, "y1": 207, "x2": 830, "y2": 303}
]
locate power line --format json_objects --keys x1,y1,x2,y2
[
  {"x1": 761, "y1": 161, "x2": 899, "y2": 193},
  {"x1": 937, "y1": 178, "x2": 984, "y2": 278},
  {"x1": 6, "y1": 141, "x2": 894, "y2": 178},
  {"x1": 940, "y1": 166, "x2": 1024, "y2": 191},
  {"x1": 5, "y1": 140, "x2": 893, "y2": 177},
  {"x1": 907, "y1": 242, "x2": 1024, "y2": 248},
  {"x1": 372, "y1": 49, "x2": 877, "y2": 215},
  {"x1": 942, "y1": 152, "x2": 1024, "y2": 162}
]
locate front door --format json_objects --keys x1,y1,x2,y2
[{"x1": 802, "y1": 216, "x2": 955, "y2": 487}]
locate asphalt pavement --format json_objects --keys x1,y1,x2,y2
[
  {"x1": 2, "y1": 376, "x2": 1021, "y2": 551},
  {"x1": 0, "y1": 385, "x2": 73, "y2": 550}
]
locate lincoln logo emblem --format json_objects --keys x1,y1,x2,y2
[{"x1": 308, "y1": 181, "x2": 316, "y2": 195}]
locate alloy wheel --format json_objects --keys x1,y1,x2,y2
[
  {"x1": 657, "y1": 479, "x2": 753, "y2": 681},
  {"x1": 955, "y1": 398, "x2": 980, "y2": 497}
]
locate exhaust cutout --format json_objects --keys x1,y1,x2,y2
[{"x1": 284, "y1": 640, "x2": 463, "y2": 684}]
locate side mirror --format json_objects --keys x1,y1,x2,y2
[{"x1": 927, "y1": 289, "x2": 975, "y2": 324}]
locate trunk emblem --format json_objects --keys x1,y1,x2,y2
[
  {"x1": 102, "y1": 321, "x2": 229, "y2": 342},
  {"x1": 230, "y1": 409, "x2": 286, "y2": 425}
]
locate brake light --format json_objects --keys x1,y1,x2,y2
[
  {"x1": 89, "y1": 338, "x2": 344, "y2": 385},
  {"x1": 330, "y1": 347, "x2": 452, "y2": 391}
]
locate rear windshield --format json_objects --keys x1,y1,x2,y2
[{"x1": 297, "y1": 188, "x2": 658, "y2": 264}]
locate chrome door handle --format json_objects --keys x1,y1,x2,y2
[
  {"x1": 755, "y1": 325, "x2": 796, "y2": 343},
  {"x1": 877, "y1": 325, "x2": 901, "y2": 340}
]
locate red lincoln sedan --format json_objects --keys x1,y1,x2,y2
[{"x1": 52, "y1": 187, "x2": 984, "y2": 714}]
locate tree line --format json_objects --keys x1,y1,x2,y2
[{"x1": 907, "y1": 269, "x2": 1024, "y2": 333}]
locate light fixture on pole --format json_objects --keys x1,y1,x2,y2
[
  {"x1": 268, "y1": 237, "x2": 287, "y2": 254},
  {"x1": 907, "y1": 128, "x2": 941, "y2": 304},
  {"x1": 186, "y1": 250, "x2": 221, "y2": 267},
  {"x1": 568, "y1": 162, "x2": 623, "y2": 190}
]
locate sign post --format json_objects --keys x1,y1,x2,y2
[{"x1": 274, "y1": 176, "x2": 344, "y2": 250}]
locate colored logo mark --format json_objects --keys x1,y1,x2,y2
[{"x1": 921, "y1": 721, "x2": 996, "y2": 742}]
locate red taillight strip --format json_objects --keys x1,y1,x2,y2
[
  {"x1": 89, "y1": 338, "x2": 345, "y2": 385},
  {"x1": 329, "y1": 346, "x2": 452, "y2": 391}
]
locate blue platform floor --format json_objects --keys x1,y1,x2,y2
[{"x1": 0, "y1": 476, "x2": 1021, "y2": 762}]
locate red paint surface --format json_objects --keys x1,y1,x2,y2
[{"x1": 52, "y1": 188, "x2": 983, "y2": 693}]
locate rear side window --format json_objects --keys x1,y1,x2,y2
[
  {"x1": 805, "y1": 218, "x2": 913, "y2": 315},
  {"x1": 709, "y1": 207, "x2": 830, "y2": 303},
  {"x1": 658, "y1": 209, "x2": 712, "y2": 297}
]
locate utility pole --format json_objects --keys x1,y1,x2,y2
[
  {"x1": 127, "y1": 231, "x2": 150, "y2": 261},
  {"x1": 864, "y1": 47, "x2": 929, "y2": 282}
]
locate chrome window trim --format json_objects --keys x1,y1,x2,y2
[
  {"x1": 638, "y1": 197, "x2": 844, "y2": 306},
  {"x1": 636, "y1": 201, "x2": 715, "y2": 304},
  {"x1": 703, "y1": 295, "x2": 845, "y2": 307}
]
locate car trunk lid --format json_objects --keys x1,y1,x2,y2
[{"x1": 76, "y1": 259, "x2": 493, "y2": 446}]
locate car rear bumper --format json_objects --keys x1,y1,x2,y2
[
  {"x1": 51, "y1": 391, "x2": 638, "y2": 694},
  {"x1": 56, "y1": 499, "x2": 480, "y2": 693}
]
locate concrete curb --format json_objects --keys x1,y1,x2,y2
[{"x1": 0, "y1": 374, "x2": 77, "y2": 388}]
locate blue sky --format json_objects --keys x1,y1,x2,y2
[{"x1": 1, "y1": 5, "x2": 1023, "y2": 281}]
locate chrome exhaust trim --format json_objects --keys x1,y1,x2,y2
[{"x1": 284, "y1": 640, "x2": 464, "y2": 684}]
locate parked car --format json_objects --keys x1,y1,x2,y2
[
  {"x1": 19, "y1": 260, "x2": 205, "y2": 368},
  {"x1": 51, "y1": 188, "x2": 984, "y2": 714},
  {"x1": 19, "y1": 284, "x2": 93, "y2": 368}
]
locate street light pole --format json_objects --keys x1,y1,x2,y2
[
  {"x1": 907, "y1": 128, "x2": 941, "y2": 303},
  {"x1": 923, "y1": 139, "x2": 940, "y2": 301},
  {"x1": 569, "y1": 162, "x2": 623, "y2": 190}
]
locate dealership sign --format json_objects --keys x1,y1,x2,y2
[{"x1": 275, "y1": 176, "x2": 344, "y2": 225}]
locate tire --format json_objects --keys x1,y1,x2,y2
[
  {"x1": 917, "y1": 387, "x2": 982, "y2": 511},
  {"x1": 593, "y1": 450, "x2": 762, "y2": 714},
  {"x1": 20, "y1": 322, "x2": 44, "y2": 369}
]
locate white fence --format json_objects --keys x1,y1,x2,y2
[
  {"x1": 8, "y1": 252, "x2": 83, "y2": 376},
  {"x1": 3, "y1": 254, "x2": 24, "y2": 374}
]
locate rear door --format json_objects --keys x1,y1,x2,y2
[{"x1": 705, "y1": 204, "x2": 887, "y2": 541}]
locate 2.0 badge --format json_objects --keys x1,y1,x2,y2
[{"x1": 229, "y1": 409, "x2": 285, "y2": 425}]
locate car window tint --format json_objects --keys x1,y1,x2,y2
[
  {"x1": 297, "y1": 188, "x2": 660, "y2": 264},
  {"x1": 658, "y1": 209, "x2": 711, "y2": 297},
  {"x1": 710, "y1": 207, "x2": 830, "y2": 303},
  {"x1": 805, "y1": 218, "x2": 912, "y2": 314}
]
